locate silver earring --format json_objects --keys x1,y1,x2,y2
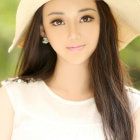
[{"x1": 42, "y1": 37, "x2": 48, "y2": 44}]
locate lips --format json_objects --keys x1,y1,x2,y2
[
  {"x1": 67, "y1": 44, "x2": 85, "y2": 52},
  {"x1": 67, "y1": 44, "x2": 85, "y2": 48}
]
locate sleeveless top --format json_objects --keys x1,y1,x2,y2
[{"x1": 1, "y1": 77, "x2": 140, "y2": 140}]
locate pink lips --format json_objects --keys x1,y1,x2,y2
[{"x1": 67, "y1": 45, "x2": 85, "y2": 52}]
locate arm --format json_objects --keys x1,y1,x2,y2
[
  {"x1": 132, "y1": 107, "x2": 140, "y2": 140},
  {"x1": 0, "y1": 86, "x2": 15, "y2": 140}
]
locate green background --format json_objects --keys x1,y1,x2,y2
[{"x1": 0, "y1": 0, "x2": 140, "y2": 90}]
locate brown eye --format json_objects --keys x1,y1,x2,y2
[
  {"x1": 50, "y1": 15, "x2": 94, "y2": 26},
  {"x1": 81, "y1": 15, "x2": 94, "y2": 22},
  {"x1": 50, "y1": 19, "x2": 64, "y2": 26}
]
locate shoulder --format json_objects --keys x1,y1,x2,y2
[
  {"x1": 125, "y1": 85, "x2": 140, "y2": 103},
  {"x1": 0, "y1": 76, "x2": 44, "y2": 93},
  {"x1": 125, "y1": 86, "x2": 140, "y2": 140},
  {"x1": 0, "y1": 76, "x2": 44, "y2": 90},
  {"x1": 0, "y1": 77, "x2": 42, "y2": 111},
  {"x1": 1, "y1": 76, "x2": 37, "y2": 86},
  {"x1": 125, "y1": 85, "x2": 140, "y2": 116},
  {"x1": 125, "y1": 85, "x2": 140, "y2": 96},
  {"x1": 0, "y1": 76, "x2": 42, "y2": 99}
]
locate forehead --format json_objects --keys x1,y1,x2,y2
[{"x1": 43, "y1": 0, "x2": 98, "y2": 14}]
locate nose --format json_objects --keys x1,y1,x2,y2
[{"x1": 68, "y1": 21, "x2": 81, "y2": 40}]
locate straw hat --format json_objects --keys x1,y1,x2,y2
[{"x1": 8, "y1": 0, "x2": 140, "y2": 53}]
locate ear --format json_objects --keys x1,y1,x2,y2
[{"x1": 40, "y1": 24, "x2": 47, "y2": 38}]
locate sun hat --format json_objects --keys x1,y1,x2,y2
[{"x1": 8, "y1": 0, "x2": 140, "y2": 53}]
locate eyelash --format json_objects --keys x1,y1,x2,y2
[{"x1": 50, "y1": 15, "x2": 94, "y2": 26}]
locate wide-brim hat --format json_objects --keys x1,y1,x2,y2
[{"x1": 8, "y1": 0, "x2": 140, "y2": 53}]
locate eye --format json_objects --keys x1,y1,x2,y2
[
  {"x1": 50, "y1": 19, "x2": 64, "y2": 26},
  {"x1": 80, "y1": 15, "x2": 94, "y2": 23},
  {"x1": 50, "y1": 15, "x2": 94, "y2": 26}
]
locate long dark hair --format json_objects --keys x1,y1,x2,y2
[{"x1": 13, "y1": 1, "x2": 135, "y2": 140}]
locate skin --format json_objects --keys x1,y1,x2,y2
[{"x1": 40, "y1": 0, "x2": 100, "y2": 101}]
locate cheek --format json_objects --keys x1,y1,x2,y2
[
  {"x1": 44, "y1": 27, "x2": 65, "y2": 50},
  {"x1": 82, "y1": 23, "x2": 100, "y2": 48}
]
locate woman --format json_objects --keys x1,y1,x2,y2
[{"x1": 0, "y1": 0, "x2": 140, "y2": 139}]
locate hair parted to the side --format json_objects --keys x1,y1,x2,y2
[{"x1": 13, "y1": 0, "x2": 135, "y2": 140}]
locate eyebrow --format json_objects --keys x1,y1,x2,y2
[{"x1": 47, "y1": 8, "x2": 96, "y2": 16}]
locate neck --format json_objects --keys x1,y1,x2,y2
[{"x1": 45, "y1": 57, "x2": 94, "y2": 98}]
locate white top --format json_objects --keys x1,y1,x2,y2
[{"x1": 1, "y1": 77, "x2": 140, "y2": 140}]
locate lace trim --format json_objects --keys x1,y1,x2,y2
[
  {"x1": 1, "y1": 76, "x2": 37, "y2": 86},
  {"x1": 125, "y1": 86, "x2": 140, "y2": 96}
]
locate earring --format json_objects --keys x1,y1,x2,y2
[{"x1": 42, "y1": 37, "x2": 48, "y2": 44}]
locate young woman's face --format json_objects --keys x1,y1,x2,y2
[{"x1": 41, "y1": 0, "x2": 100, "y2": 64}]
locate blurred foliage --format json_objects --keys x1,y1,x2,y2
[
  {"x1": 0, "y1": 0, "x2": 140, "y2": 90},
  {"x1": 120, "y1": 36, "x2": 140, "y2": 90},
  {"x1": 0, "y1": 0, "x2": 21, "y2": 85}
]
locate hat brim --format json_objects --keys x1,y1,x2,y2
[{"x1": 8, "y1": 0, "x2": 140, "y2": 53}]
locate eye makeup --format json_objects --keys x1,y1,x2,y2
[{"x1": 49, "y1": 15, "x2": 95, "y2": 26}]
